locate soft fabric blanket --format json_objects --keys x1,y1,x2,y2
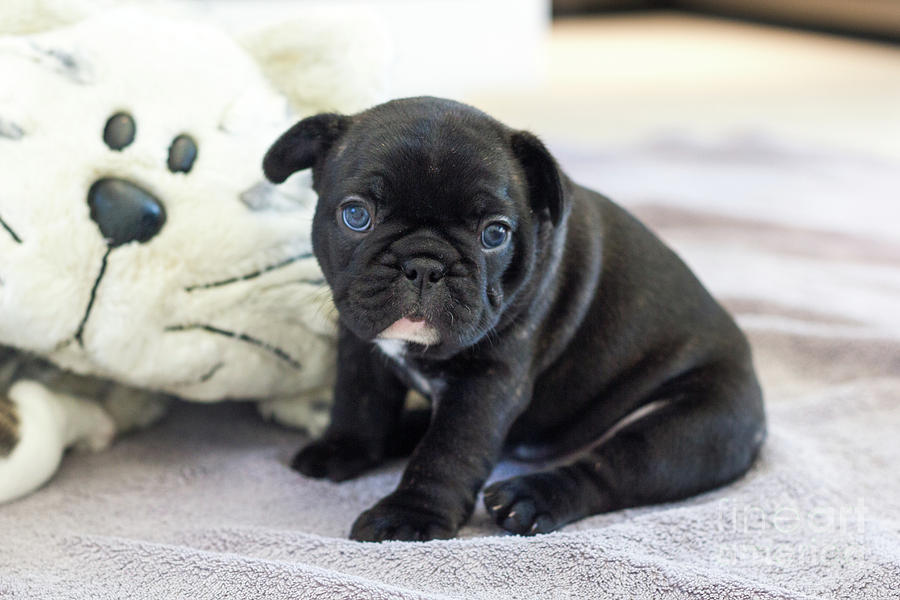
[{"x1": 1, "y1": 136, "x2": 898, "y2": 599}]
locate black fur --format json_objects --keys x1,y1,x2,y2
[
  {"x1": 263, "y1": 114, "x2": 349, "y2": 184},
  {"x1": 265, "y1": 97, "x2": 766, "y2": 541}
]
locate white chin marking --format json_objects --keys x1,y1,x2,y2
[
  {"x1": 374, "y1": 338, "x2": 407, "y2": 361},
  {"x1": 377, "y1": 318, "x2": 441, "y2": 346}
]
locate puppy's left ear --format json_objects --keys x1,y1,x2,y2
[
  {"x1": 511, "y1": 131, "x2": 566, "y2": 226},
  {"x1": 263, "y1": 113, "x2": 350, "y2": 183}
]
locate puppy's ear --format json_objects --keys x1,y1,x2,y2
[
  {"x1": 510, "y1": 131, "x2": 566, "y2": 226},
  {"x1": 263, "y1": 113, "x2": 349, "y2": 183}
]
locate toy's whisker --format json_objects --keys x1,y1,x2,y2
[
  {"x1": 164, "y1": 323, "x2": 302, "y2": 370},
  {"x1": 184, "y1": 252, "x2": 316, "y2": 292},
  {"x1": 74, "y1": 248, "x2": 112, "y2": 348},
  {"x1": 0, "y1": 214, "x2": 22, "y2": 244}
]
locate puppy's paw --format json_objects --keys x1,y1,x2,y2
[
  {"x1": 291, "y1": 436, "x2": 381, "y2": 482},
  {"x1": 483, "y1": 476, "x2": 561, "y2": 536},
  {"x1": 350, "y1": 492, "x2": 457, "y2": 542}
]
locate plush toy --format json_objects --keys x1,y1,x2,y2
[{"x1": 0, "y1": 7, "x2": 388, "y2": 502}]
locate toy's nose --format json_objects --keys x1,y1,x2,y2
[{"x1": 87, "y1": 178, "x2": 166, "y2": 247}]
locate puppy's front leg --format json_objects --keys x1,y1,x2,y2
[
  {"x1": 350, "y1": 370, "x2": 528, "y2": 542},
  {"x1": 292, "y1": 325, "x2": 407, "y2": 482}
]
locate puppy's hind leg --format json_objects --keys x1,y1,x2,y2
[
  {"x1": 0, "y1": 380, "x2": 116, "y2": 503},
  {"x1": 485, "y1": 363, "x2": 766, "y2": 535}
]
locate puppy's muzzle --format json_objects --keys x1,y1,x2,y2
[{"x1": 402, "y1": 257, "x2": 446, "y2": 292}]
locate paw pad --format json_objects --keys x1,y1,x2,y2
[{"x1": 484, "y1": 478, "x2": 559, "y2": 536}]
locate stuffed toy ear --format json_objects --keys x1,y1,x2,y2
[
  {"x1": 0, "y1": 0, "x2": 116, "y2": 34},
  {"x1": 240, "y1": 9, "x2": 390, "y2": 116},
  {"x1": 510, "y1": 131, "x2": 567, "y2": 226},
  {"x1": 263, "y1": 113, "x2": 350, "y2": 184}
]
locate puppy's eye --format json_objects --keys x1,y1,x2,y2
[
  {"x1": 481, "y1": 222, "x2": 510, "y2": 249},
  {"x1": 103, "y1": 112, "x2": 135, "y2": 150},
  {"x1": 168, "y1": 134, "x2": 198, "y2": 173},
  {"x1": 341, "y1": 201, "x2": 373, "y2": 232}
]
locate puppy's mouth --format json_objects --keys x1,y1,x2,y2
[{"x1": 376, "y1": 317, "x2": 442, "y2": 346}]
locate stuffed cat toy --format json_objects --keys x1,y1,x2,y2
[{"x1": 0, "y1": 7, "x2": 388, "y2": 502}]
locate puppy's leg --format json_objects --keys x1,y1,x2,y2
[
  {"x1": 350, "y1": 373, "x2": 528, "y2": 542},
  {"x1": 0, "y1": 380, "x2": 116, "y2": 503},
  {"x1": 291, "y1": 327, "x2": 408, "y2": 482},
  {"x1": 485, "y1": 364, "x2": 765, "y2": 535},
  {"x1": 260, "y1": 391, "x2": 428, "y2": 453},
  {"x1": 384, "y1": 406, "x2": 431, "y2": 458}
]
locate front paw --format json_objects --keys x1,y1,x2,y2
[
  {"x1": 291, "y1": 436, "x2": 381, "y2": 482},
  {"x1": 350, "y1": 492, "x2": 458, "y2": 542}
]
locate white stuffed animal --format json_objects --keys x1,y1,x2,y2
[{"x1": 0, "y1": 7, "x2": 388, "y2": 502}]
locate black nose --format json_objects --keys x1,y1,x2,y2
[
  {"x1": 402, "y1": 257, "x2": 445, "y2": 288},
  {"x1": 87, "y1": 178, "x2": 166, "y2": 247}
]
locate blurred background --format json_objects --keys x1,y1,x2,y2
[
  {"x1": 190, "y1": 0, "x2": 900, "y2": 160},
  {"x1": 185, "y1": 0, "x2": 900, "y2": 395},
  {"x1": 4, "y1": 0, "x2": 899, "y2": 392}
]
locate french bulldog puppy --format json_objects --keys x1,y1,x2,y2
[{"x1": 263, "y1": 97, "x2": 766, "y2": 542}]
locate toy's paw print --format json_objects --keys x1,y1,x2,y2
[
  {"x1": 483, "y1": 476, "x2": 561, "y2": 536},
  {"x1": 350, "y1": 491, "x2": 457, "y2": 542},
  {"x1": 291, "y1": 436, "x2": 381, "y2": 482}
]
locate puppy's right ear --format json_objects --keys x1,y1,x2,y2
[{"x1": 263, "y1": 113, "x2": 349, "y2": 183}]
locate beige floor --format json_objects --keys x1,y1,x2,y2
[{"x1": 466, "y1": 12, "x2": 900, "y2": 160}]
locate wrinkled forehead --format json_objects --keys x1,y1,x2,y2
[{"x1": 332, "y1": 112, "x2": 523, "y2": 221}]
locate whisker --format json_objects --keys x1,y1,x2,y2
[
  {"x1": 258, "y1": 277, "x2": 326, "y2": 292},
  {"x1": 74, "y1": 248, "x2": 112, "y2": 347},
  {"x1": 0, "y1": 214, "x2": 22, "y2": 244},
  {"x1": 168, "y1": 362, "x2": 225, "y2": 388},
  {"x1": 310, "y1": 288, "x2": 339, "y2": 324},
  {"x1": 184, "y1": 252, "x2": 315, "y2": 292},
  {"x1": 164, "y1": 324, "x2": 302, "y2": 370}
]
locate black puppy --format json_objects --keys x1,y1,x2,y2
[{"x1": 263, "y1": 97, "x2": 765, "y2": 542}]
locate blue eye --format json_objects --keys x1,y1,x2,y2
[
  {"x1": 481, "y1": 222, "x2": 510, "y2": 249},
  {"x1": 341, "y1": 202, "x2": 372, "y2": 232}
]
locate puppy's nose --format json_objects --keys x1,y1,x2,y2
[
  {"x1": 402, "y1": 257, "x2": 445, "y2": 288},
  {"x1": 87, "y1": 178, "x2": 166, "y2": 247}
]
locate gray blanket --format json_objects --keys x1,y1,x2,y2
[{"x1": 2, "y1": 137, "x2": 898, "y2": 599}]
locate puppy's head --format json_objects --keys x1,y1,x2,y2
[{"x1": 265, "y1": 97, "x2": 566, "y2": 358}]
